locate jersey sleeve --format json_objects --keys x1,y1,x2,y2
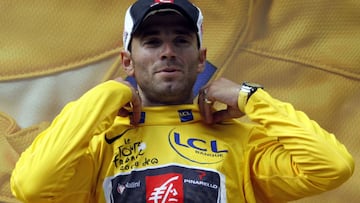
[
  {"x1": 242, "y1": 89, "x2": 354, "y2": 202},
  {"x1": 10, "y1": 80, "x2": 133, "y2": 203}
]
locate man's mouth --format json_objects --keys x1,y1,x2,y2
[
  {"x1": 157, "y1": 67, "x2": 179, "y2": 73},
  {"x1": 164, "y1": 69, "x2": 178, "y2": 73},
  {"x1": 155, "y1": 67, "x2": 182, "y2": 75}
]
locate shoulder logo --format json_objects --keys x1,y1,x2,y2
[
  {"x1": 178, "y1": 109, "x2": 193, "y2": 122},
  {"x1": 105, "y1": 128, "x2": 133, "y2": 144}
]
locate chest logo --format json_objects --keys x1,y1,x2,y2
[{"x1": 168, "y1": 129, "x2": 228, "y2": 164}]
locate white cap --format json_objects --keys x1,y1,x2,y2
[{"x1": 123, "y1": 0, "x2": 203, "y2": 52}]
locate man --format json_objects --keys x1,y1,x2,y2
[{"x1": 11, "y1": 0, "x2": 354, "y2": 202}]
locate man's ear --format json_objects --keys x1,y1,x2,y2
[
  {"x1": 121, "y1": 50, "x2": 134, "y2": 76},
  {"x1": 197, "y1": 48, "x2": 207, "y2": 73}
]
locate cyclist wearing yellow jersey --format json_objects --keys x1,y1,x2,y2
[{"x1": 11, "y1": 0, "x2": 354, "y2": 202}]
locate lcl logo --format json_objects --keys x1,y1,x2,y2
[
  {"x1": 173, "y1": 132, "x2": 228, "y2": 153},
  {"x1": 168, "y1": 129, "x2": 228, "y2": 164}
]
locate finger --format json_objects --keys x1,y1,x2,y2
[
  {"x1": 212, "y1": 110, "x2": 232, "y2": 123},
  {"x1": 113, "y1": 77, "x2": 143, "y2": 125},
  {"x1": 212, "y1": 108, "x2": 245, "y2": 123},
  {"x1": 203, "y1": 103, "x2": 213, "y2": 124},
  {"x1": 198, "y1": 89, "x2": 206, "y2": 115},
  {"x1": 118, "y1": 107, "x2": 130, "y2": 117},
  {"x1": 130, "y1": 91, "x2": 142, "y2": 125},
  {"x1": 198, "y1": 89, "x2": 213, "y2": 124}
]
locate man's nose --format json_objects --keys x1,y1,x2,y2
[{"x1": 160, "y1": 42, "x2": 176, "y2": 59}]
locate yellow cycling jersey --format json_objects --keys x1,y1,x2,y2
[{"x1": 11, "y1": 81, "x2": 354, "y2": 203}]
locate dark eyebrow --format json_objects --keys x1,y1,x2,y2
[
  {"x1": 173, "y1": 28, "x2": 193, "y2": 36},
  {"x1": 133, "y1": 26, "x2": 158, "y2": 38}
]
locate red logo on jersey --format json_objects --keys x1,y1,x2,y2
[
  {"x1": 154, "y1": 0, "x2": 174, "y2": 3},
  {"x1": 146, "y1": 173, "x2": 183, "y2": 203}
]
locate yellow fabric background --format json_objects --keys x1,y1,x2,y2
[{"x1": 0, "y1": 0, "x2": 358, "y2": 202}]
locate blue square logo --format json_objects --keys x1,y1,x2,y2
[{"x1": 178, "y1": 110, "x2": 193, "y2": 122}]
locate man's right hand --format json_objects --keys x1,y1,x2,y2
[{"x1": 114, "y1": 77, "x2": 142, "y2": 125}]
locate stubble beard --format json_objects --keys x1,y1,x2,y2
[{"x1": 140, "y1": 79, "x2": 195, "y2": 105}]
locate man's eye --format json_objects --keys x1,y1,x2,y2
[
  {"x1": 174, "y1": 37, "x2": 191, "y2": 45},
  {"x1": 143, "y1": 39, "x2": 161, "y2": 47}
]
